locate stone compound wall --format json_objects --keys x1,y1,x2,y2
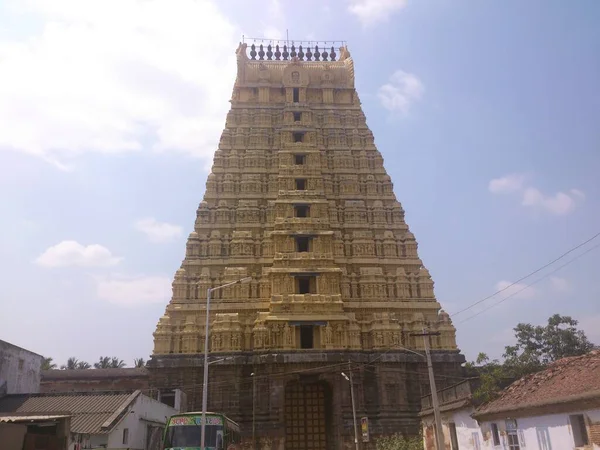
[
  {"x1": 40, "y1": 368, "x2": 149, "y2": 393},
  {"x1": 0, "y1": 340, "x2": 43, "y2": 394}
]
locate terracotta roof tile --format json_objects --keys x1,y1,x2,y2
[{"x1": 474, "y1": 350, "x2": 600, "y2": 417}]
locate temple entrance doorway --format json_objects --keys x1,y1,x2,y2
[{"x1": 284, "y1": 380, "x2": 330, "y2": 450}]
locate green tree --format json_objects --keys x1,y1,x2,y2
[
  {"x1": 376, "y1": 432, "x2": 422, "y2": 450},
  {"x1": 504, "y1": 314, "x2": 595, "y2": 368},
  {"x1": 41, "y1": 357, "x2": 57, "y2": 370},
  {"x1": 469, "y1": 314, "x2": 596, "y2": 402},
  {"x1": 94, "y1": 356, "x2": 126, "y2": 369},
  {"x1": 134, "y1": 358, "x2": 146, "y2": 368}
]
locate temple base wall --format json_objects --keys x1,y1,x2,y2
[{"x1": 149, "y1": 351, "x2": 465, "y2": 449}]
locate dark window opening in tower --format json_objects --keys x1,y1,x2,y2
[
  {"x1": 294, "y1": 205, "x2": 309, "y2": 218},
  {"x1": 296, "y1": 236, "x2": 310, "y2": 252},
  {"x1": 295, "y1": 179, "x2": 306, "y2": 190},
  {"x1": 293, "y1": 132, "x2": 304, "y2": 143},
  {"x1": 294, "y1": 154, "x2": 306, "y2": 165},
  {"x1": 296, "y1": 276, "x2": 315, "y2": 294},
  {"x1": 293, "y1": 112, "x2": 302, "y2": 122},
  {"x1": 300, "y1": 325, "x2": 314, "y2": 349},
  {"x1": 293, "y1": 88, "x2": 299, "y2": 102}
]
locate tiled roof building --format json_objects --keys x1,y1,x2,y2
[
  {"x1": 472, "y1": 350, "x2": 600, "y2": 449},
  {"x1": 474, "y1": 350, "x2": 600, "y2": 419}
]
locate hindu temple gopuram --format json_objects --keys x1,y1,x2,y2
[{"x1": 148, "y1": 41, "x2": 464, "y2": 449}]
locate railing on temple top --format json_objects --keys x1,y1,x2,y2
[{"x1": 243, "y1": 39, "x2": 347, "y2": 62}]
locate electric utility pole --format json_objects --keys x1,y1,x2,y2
[{"x1": 410, "y1": 329, "x2": 445, "y2": 450}]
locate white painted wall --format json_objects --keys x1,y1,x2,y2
[
  {"x1": 106, "y1": 393, "x2": 177, "y2": 450},
  {"x1": 478, "y1": 407, "x2": 600, "y2": 450},
  {"x1": 66, "y1": 393, "x2": 177, "y2": 450},
  {"x1": 0, "y1": 340, "x2": 43, "y2": 394},
  {"x1": 451, "y1": 409, "x2": 485, "y2": 449}
]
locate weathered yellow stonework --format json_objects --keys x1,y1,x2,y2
[{"x1": 152, "y1": 43, "x2": 458, "y2": 358}]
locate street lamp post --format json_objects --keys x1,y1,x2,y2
[
  {"x1": 341, "y1": 361, "x2": 360, "y2": 450},
  {"x1": 200, "y1": 276, "x2": 252, "y2": 450}
]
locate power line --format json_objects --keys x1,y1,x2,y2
[
  {"x1": 456, "y1": 241, "x2": 600, "y2": 325},
  {"x1": 450, "y1": 231, "x2": 600, "y2": 318}
]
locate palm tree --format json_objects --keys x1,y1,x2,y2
[
  {"x1": 134, "y1": 358, "x2": 146, "y2": 368},
  {"x1": 61, "y1": 357, "x2": 79, "y2": 370},
  {"x1": 94, "y1": 356, "x2": 126, "y2": 369},
  {"x1": 94, "y1": 356, "x2": 111, "y2": 369},
  {"x1": 110, "y1": 357, "x2": 126, "y2": 368},
  {"x1": 60, "y1": 357, "x2": 91, "y2": 370},
  {"x1": 41, "y1": 357, "x2": 57, "y2": 370},
  {"x1": 77, "y1": 361, "x2": 91, "y2": 369}
]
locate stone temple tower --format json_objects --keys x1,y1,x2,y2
[{"x1": 149, "y1": 41, "x2": 464, "y2": 449}]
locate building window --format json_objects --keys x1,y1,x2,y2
[
  {"x1": 449, "y1": 422, "x2": 459, "y2": 450},
  {"x1": 472, "y1": 432, "x2": 481, "y2": 450},
  {"x1": 293, "y1": 112, "x2": 302, "y2": 122},
  {"x1": 18, "y1": 359, "x2": 24, "y2": 370},
  {"x1": 505, "y1": 419, "x2": 520, "y2": 450},
  {"x1": 294, "y1": 205, "x2": 310, "y2": 218},
  {"x1": 300, "y1": 325, "x2": 314, "y2": 348},
  {"x1": 122, "y1": 428, "x2": 129, "y2": 445},
  {"x1": 293, "y1": 87, "x2": 299, "y2": 102},
  {"x1": 294, "y1": 154, "x2": 306, "y2": 165},
  {"x1": 293, "y1": 132, "x2": 304, "y2": 143},
  {"x1": 570, "y1": 414, "x2": 589, "y2": 447},
  {"x1": 296, "y1": 237, "x2": 310, "y2": 252},
  {"x1": 491, "y1": 423, "x2": 500, "y2": 446},
  {"x1": 296, "y1": 276, "x2": 316, "y2": 294},
  {"x1": 295, "y1": 179, "x2": 306, "y2": 190}
]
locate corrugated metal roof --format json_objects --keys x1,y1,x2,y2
[
  {"x1": 0, "y1": 414, "x2": 70, "y2": 422},
  {"x1": 0, "y1": 391, "x2": 139, "y2": 434}
]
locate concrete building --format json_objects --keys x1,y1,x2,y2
[
  {"x1": 472, "y1": 350, "x2": 600, "y2": 450},
  {"x1": 148, "y1": 41, "x2": 464, "y2": 449},
  {"x1": 0, "y1": 339, "x2": 44, "y2": 395},
  {"x1": 420, "y1": 379, "x2": 484, "y2": 450},
  {"x1": 0, "y1": 390, "x2": 178, "y2": 450}
]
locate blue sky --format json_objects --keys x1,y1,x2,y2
[{"x1": 0, "y1": 0, "x2": 598, "y2": 367}]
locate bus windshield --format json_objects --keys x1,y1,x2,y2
[
  {"x1": 163, "y1": 424, "x2": 223, "y2": 448},
  {"x1": 163, "y1": 415, "x2": 225, "y2": 450}
]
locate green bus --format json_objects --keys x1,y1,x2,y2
[{"x1": 162, "y1": 412, "x2": 241, "y2": 450}]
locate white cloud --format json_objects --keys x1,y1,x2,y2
[
  {"x1": 261, "y1": 0, "x2": 286, "y2": 40},
  {"x1": 0, "y1": 0, "x2": 239, "y2": 167},
  {"x1": 96, "y1": 274, "x2": 172, "y2": 307},
  {"x1": 378, "y1": 70, "x2": 424, "y2": 115},
  {"x1": 488, "y1": 173, "x2": 526, "y2": 194},
  {"x1": 549, "y1": 276, "x2": 569, "y2": 292},
  {"x1": 489, "y1": 173, "x2": 584, "y2": 215},
  {"x1": 522, "y1": 187, "x2": 584, "y2": 215},
  {"x1": 495, "y1": 280, "x2": 538, "y2": 300},
  {"x1": 134, "y1": 218, "x2": 183, "y2": 243},
  {"x1": 348, "y1": 0, "x2": 408, "y2": 26},
  {"x1": 35, "y1": 240, "x2": 122, "y2": 268}
]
